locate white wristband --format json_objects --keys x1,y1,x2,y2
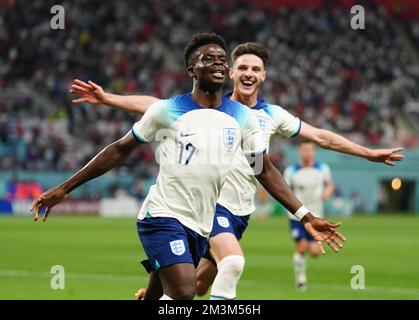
[{"x1": 294, "y1": 206, "x2": 309, "y2": 221}]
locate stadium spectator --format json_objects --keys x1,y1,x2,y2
[{"x1": 1, "y1": 0, "x2": 417, "y2": 178}]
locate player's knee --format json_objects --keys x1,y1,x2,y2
[
  {"x1": 218, "y1": 255, "x2": 245, "y2": 277},
  {"x1": 196, "y1": 279, "x2": 210, "y2": 296},
  {"x1": 296, "y1": 245, "x2": 306, "y2": 255},
  {"x1": 168, "y1": 283, "x2": 196, "y2": 300},
  {"x1": 210, "y1": 255, "x2": 245, "y2": 300},
  {"x1": 310, "y1": 246, "x2": 320, "y2": 258},
  {"x1": 296, "y1": 240, "x2": 308, "y2": 255}
]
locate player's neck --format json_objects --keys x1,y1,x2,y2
[
  {"x1": 230, "y1": 90, "x2": 258, "y2": 108},
  {"x1": 300, "y1": 160, "x2": 315, "y2": 167},
  {"x1": 192, "y1": 87, "x2": 223, "y2": 108}
]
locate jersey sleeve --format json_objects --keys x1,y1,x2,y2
[
  {"x1": 320, "y1": 163, "x2": 333, "y2": 182},
  {"x1": 131, "y1": 100, "x2": 169, "y2": 143},
  {"x1": 268, "y1": 104, "x2": 301, "y2": 138},
  {"x1": 283, "y1": 166, "x2": 293, "y2": 186},
  {"x1": 241, "y1": 110, "x2": 266, "y2": 156}
]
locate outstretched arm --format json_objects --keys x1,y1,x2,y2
[
  {"x1": 70, "y1": 79, "x2": 159, "y2": 115},
  {"x1": 30, "y1": 131, "x2": 139, "y2": 222},
  {"x1": 254, "y1": 153, "x2": 346, "y2": 254},
  {"x1": 298, "y1": 122, "x2": 404, "y2": 166}
]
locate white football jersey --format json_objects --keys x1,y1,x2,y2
[
  {"x1": 284, "y1": 162, "x2": 332, "y2": 220},
  {"x1": 132, "y1": 93, "x2": 265, "y2": 237},
  {"x1": 216, "y1": 98, "x2": 301, "y2": 216}
]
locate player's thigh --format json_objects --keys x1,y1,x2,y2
[
  {"x1": 158, "y1": 262, "x2": 196, "y2": 299},
  {"x1": 209, "y1": 232, "x2": 243, "y2": 264}
]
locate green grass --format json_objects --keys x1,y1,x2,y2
[{"x1": 1, "y1": 214, "x2": 419, "y2": 299}]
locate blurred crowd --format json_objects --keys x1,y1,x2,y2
[{"x1": 1, "y1": 0, "x2": 419, "y2": 181}]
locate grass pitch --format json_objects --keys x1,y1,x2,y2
[{"x1": 0, "y1": 214, "x2": 418, "y2": 300}]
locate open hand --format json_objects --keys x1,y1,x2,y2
[
  {"x1": 366, "y1": 147, "x2": 404, "y2": 166},
  {"x1": 30, "y1": 187, "x2": 68, "y2": 222},
  {"x1": 70, "y1": 79, "x2": 106, "y2": 105},
  {"x1": 302, "y1": 216, "x2": 347, "y2": 254}
]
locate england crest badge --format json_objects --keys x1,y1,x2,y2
[
  {"x1": 258, "y1": 117, "x2": 266, "y2": 133},
  {"x1": 170, "y1": 240, "x2": 186, "y2": 256},
  {"x1": 217, "y1": 216, "x2": 230, "y2": 228},
  {"x1": 223, "y1": 128, "x2": 237, "y2": 149}
]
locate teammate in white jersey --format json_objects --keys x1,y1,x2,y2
[
  {"x1": 284, "y1": 142, "x2": 335, "y2": 291},
  {"x1": 32, "y1": 34, "x2": 345, "y2": 300},
  {"x1": 70, "y1": 42, "x2": 402, "y2": 299}
]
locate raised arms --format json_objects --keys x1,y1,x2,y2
[
  {"x1": 71, "y1": 79, "x2": 159, "y2": 115},
  {"x1": 298, "y1": 122, "x2": 404, "y2": 166},
  {"x1": 71, "y1": 81, "x2": 405, "y2": 167},
  {"x1": 30, "y1": 131, "x2": 139, "y2": 222}
]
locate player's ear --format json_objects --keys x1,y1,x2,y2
[
  {"x1": 261, "y1": 70, "x2": 266, "y2": 82},
  {"x1": 187, "y1": 66, "x2": 195, "y2": 78},
  {"x1": 229, "y1": 66, "x2": 234, "y2": 80}
]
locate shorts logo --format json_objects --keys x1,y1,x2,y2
[
  {"x1": 217, "y1": 217, "x2": 230, "y2": 228},
  {"x1": 291, "y1": 228, "x2": 300, "y2": 239},
  {"x1": 170, "y1": 240, "x2": 185, "y2": 256}
]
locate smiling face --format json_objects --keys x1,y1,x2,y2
[
  {"x1": 230, "y1": 53, "x2": 266, "y2": 99},
  {"x1": 188, "y1": 44, "x2": 229, "y2": 91}
]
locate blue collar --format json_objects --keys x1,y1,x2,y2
[
  {"x1": 225, "y1": 92, "x2": 267, "y2": 110},
  {"x1": 297, "y1": 162, "x2": 321, "y2": 170},
  {"x1": 186, "y1": 92, "x2": 229, "y2": 110}
]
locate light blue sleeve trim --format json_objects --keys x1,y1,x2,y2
[
  {"x1": 131, "y1": 128, "x2": 149, "y2": 144},
  {"x1": 290, "y1": 119, "x2": 302, "y2": 138},
  {"x1": 319, "y1": 162, "x2": 331, "y2": 175},
  {"x1": 288, "y1": 164, "x2": 299, "y2": 175}
]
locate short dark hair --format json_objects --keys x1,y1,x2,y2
[
  {"x1": 183, "y1": 32, "x2": 227, "y2": 67},
  {"x1": 231, "y1": 42, "x2": 269, "y2": 66}
]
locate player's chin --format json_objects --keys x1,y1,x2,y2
[
  {"x1": 209, "y1": 73, "x2": 226, "y2": 83},
  {"x1": 238, "y1": 84, "x2": 256, "y2": 96},
  {"x1": 204, "y1": 76, "x2": 227, "y2": 89}
]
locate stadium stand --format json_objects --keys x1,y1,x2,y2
[{"x1": 1, "y1": 0, "x2": 418, "y2": 207}]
